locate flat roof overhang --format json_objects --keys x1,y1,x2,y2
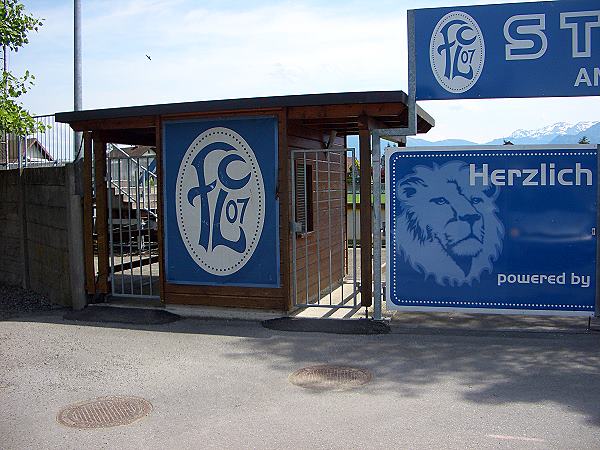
[{"x1": 56, "y1": 90, "x2": 434, "y2": 144}]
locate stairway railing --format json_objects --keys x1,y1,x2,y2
[{"x1": 107, "y1": 143, "x2": 158, "y2": 221}]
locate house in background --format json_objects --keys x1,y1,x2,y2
[
  {"x1": 0, "y1": 137, "x2": 54, "y2": 168},
  {"x1": 346, "y1": 191, "x2": 385, "y2": 246},
  {"x1": 109, "y1": 145, "x2": 156, "y2": 159},
  {"x1": 345, "y1": 153, "x2": 387, "y2": 245}
]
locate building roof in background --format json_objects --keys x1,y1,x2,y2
[
  {"x1": 108, "y1": 145, "x2": 156, "y2": 158},
  {"x1": 27, "y1": 138, "x2": 54, "y2": 161},
  {"x1": 0, "y1": 138, "x2": 53, "y2": 164}
]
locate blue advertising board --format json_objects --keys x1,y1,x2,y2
[
  {"x1": 385, "y1": 145, "x2": 598, "y2": 315},
  {"x1": 163, "y1": 116, "x2": 280, "y2": 287},
  {"x1": 412, "y1": 0, "x2": 600, "y2": 100}
]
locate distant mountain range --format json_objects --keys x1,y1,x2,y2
[{"x1": 407, "y1": 121, "x2": 600, "y2": 147}]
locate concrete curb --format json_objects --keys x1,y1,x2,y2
[
  {"x1": 166, "y1": 305, "x2": 287, "y2": 322},
  {"x1": 262, "y1": 317, "x2": 391, "y2": 334},
  {"x1": 64, "y1": 305, "x2": 180, "y2": 325}
]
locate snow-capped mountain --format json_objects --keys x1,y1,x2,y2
[
  {"x1": 407, "y1": 121, "x2": 599, "y2": 147},
  {"x1": 550, "y1": 122, "x2": 600, "y2": 144},
  {"x1": 406, "y1": 138, "x2": 477, "y2": 147},
  {"x1": 487, "y1": 121, "x2": 599, "y2": 145}
]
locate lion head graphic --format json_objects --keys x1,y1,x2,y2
[{"x1": 394, "y1": 161, "x2": 504, "y2": 286}]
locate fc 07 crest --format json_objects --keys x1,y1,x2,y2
[
  {"x1": 430, "y1": 11, "x2": 485, "y2": 94},
  {"x1": 176, "y1": 127, "x2": 265, "y2": 276}
]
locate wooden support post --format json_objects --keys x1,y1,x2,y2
[
  {"x1": 83, "y1": 131, "x2": 96, "y2": 295},
  {"x1": 93, "y1": 135, "x2": 110, "y2": 294},
  {"x1": 359, "y1": 126, "x2": 372, "y2": 307},
  {"x1": 278, "y1": 110, "x2": 293, "y2": 311}
]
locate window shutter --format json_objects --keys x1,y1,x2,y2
[{"x1": 295, "y1": 162, "x2": 307, "y2": 233}]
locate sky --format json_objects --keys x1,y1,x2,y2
[{"x1": 7, "y1": 0, "x2": 600, "y2": 143}]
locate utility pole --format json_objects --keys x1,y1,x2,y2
[{"x1": 74, "y1": 0, "x2": 82, "y2": 158}]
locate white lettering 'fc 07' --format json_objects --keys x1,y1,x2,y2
[{"x1": 175, "y1": 127, "x2": 265, "y2": 276}]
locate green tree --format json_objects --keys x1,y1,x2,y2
[
  {"x1": 347, "y1": 158, "x2": 360, "y2": 182},
  {"x1": 1, "y1": 0, "x2": 45, "y2": 136},
  {"x1": 578, "y1": 136, "x2": 590, "y2": 144}
]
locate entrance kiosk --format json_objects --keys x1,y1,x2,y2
[{"x1": 57, "y1": 91, "x2": 434, "y2": 311}]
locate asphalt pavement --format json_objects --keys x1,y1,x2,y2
[{"x1": 1, "y1": 310, "x2": 599, "y2": 449}]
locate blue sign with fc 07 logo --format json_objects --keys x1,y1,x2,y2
[
  {"x1": 163, "y1": 117, "x2": 280, "y2": 287},
  {"x1": 412, "y1": 0, "x2": 600, "y2": 100},
  {"x1": 385, "y1": 146, "x2": 598, "y2": 315}
]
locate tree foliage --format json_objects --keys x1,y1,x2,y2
[
  {"x1": 0, "y1": 0, "x2": 45, "y2": 136},
  {"x1": 578, "y1": 136, "x2": 590, "y2": 144},
  {"x1": 347, "y1": 157, "x2": 360, "y2": 184}
]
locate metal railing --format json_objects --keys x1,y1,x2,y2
[
  {"x1": 106, "y1": 144, "x2": 160, "y2": 299},
  {"x1": 1, "y1": 115, "x2": 76, "y2": 170},
  {"x1": 107, "y1": 144, "x2": 158, "y2": 219}
]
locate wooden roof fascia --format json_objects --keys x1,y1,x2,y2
[
  {"x1": 287, "y1": 103, "x2": 407, "y2": 121},
  {"x1": 69, "y1": 116, "x2": 157, "y2": 132},
  {"x1": 56, "y1": 91, "x2": 412, "y2": 124},
  {"x1": 160, "y1": 107, "x2": 283, "y2": 122}
]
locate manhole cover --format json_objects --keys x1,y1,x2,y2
[
  {"x1": 57, "y1": 396, "x2": 152, "y2": 428},
  {"x1": 289, "y1": 365, "x2": 372, "y2": 391}
]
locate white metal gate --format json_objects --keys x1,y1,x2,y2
[
  {"x1": 290, "y1": 148, "x2": 360, "y2": 308},
  {"x1": 106, "y1": 144, "x2": 160, "y2": 299}
]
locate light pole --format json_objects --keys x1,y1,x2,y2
[{"x1": 74, "y1": 0, "x2": 82, "y2": 158}]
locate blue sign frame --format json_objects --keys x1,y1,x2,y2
[
  {"x1": 385, "y1": 145, "x2": 598, "y2": 316},
  {"x1": 162, "y1": 116, "x2": 280, "y2": 288},
  {"x1": 412, "y1": 0, "x2": 600, "y2": 100}
]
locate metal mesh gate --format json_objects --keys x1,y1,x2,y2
[
  {"x1": 291, "y1": 148, "x2": 359, "y2": 308},
  {"x1": 106, "y1": 144, "x2": 160, "y2": 298}
]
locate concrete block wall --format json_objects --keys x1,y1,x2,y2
[
  {"x1": 0, "y1": 171, "x2": 24, "y2": 286},
  {"x1": 0, "y1": 165, "x2": 84, "y2": 307}
]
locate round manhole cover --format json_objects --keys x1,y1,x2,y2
[
  {"x1": 57, "y1": 396, "x2": 152, "y2": 428},
  {"x1": 289, "y1": 365, "x2": 372, "y2": 391}
]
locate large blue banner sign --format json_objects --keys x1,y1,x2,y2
[
  {"x1": 163, "y1": 117, "x2": 280, "y2": 287},
  {"x1": 385, "y1": 145, "x2": 598, "y2": 315},
  {"x1": 412, "y1": 0, "x2": 600, "y2": 100}
]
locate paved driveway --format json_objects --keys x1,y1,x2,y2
[{"x1": 1, "y1": 312, "x2": 599, "y2": 449}]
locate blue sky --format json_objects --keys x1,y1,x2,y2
[{"x1": 8, "y1": 0, "x2": 600, "y2": 143}]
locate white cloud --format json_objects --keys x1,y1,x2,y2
[{"x1": 73, "y1": 1, "x2": 408, "y2": 108}]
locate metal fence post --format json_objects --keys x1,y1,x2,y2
[
  {"x1": 18, "y1": 136, "x2": 23, "y2": 172},
  {"x1": 368, "y1": 10, "x2": 419, "y2": 320},
  {"x1": 372, "y1": 133, "x2": 382, "y2": 321},
  {"x1": 3, "y1": 132, "x2": 7, "y2": 169},
  {"x1": 23, "y1": 136, "x2": 27, "y2": 168}
]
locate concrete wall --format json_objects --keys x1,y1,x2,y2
[
  {"x1": 0, "y1": 171, "x2": 24, "y2": 285},
  {"x1": 0, "y1": 164, "x2": 85, "y2": 308}
]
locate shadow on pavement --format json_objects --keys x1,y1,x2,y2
[{"x1": 3, "y1": 308, "x2": 600, "y2": 428}]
